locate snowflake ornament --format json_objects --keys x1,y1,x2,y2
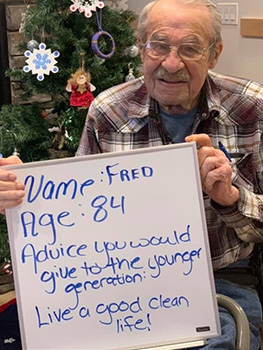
[
  {"x1": 104, "y1": 0, "x2": 128, "y2": 10},
  {"x1": 70, "y1": 0, "x2": 104, "y2": 18},
  {"x1": 23, "y1": 43, "x2": 60, "y2": 81}
]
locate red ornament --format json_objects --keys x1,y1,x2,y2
[
  {"x1": 41, "y1": 110, "x2": 47, "y2": 118},
  {"x1": 66, "y1": 69, "x2": 95, "y2": 109},
  {"x1": 3, "y1": 261, "x2": 12, "y2": 275}
]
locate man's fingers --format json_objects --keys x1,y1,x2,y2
[
  {"x1": 203, "y1": 166, "x2": 231, "y2": 190},
  {"x1": 0, "y1": 180, "x2": 24, "y2": 191},
  {"x1": 0, "y1": 156, "x2": 22, "y2": 182},
  {"x1": 0, "y1": 156, "x2": 22, "y2": 166},
  {"x1": 0, "y1": 190, "x2": 25, "y2": 200},
  {"x1": 185, "y1": 133, "x2": 212, "y2": 148},
  {"x1": 0, "y1": 156, "x2": 24, "y2": 213},
  {"x1": 0, "y1": 171, "x2": 17, "y2": 182},
  {"x1": 0, "y1": 198, "x2": 24, "y2": 212},
  {"x1": 0, "y1": 190, "x2": 25, "y2": 214},
  {"x1": 185, "y1": 133, "x2": 214, "y2": 168}
]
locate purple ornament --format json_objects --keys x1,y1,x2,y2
[{"x1": 91, "y1": 31, "x2": 115, "y2": 59}]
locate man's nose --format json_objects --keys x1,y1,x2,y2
[{"x1": 161, "y1": 49, "x2": 185, "y2": 72}]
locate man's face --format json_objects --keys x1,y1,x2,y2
[{"x1": 141, "y1": 0, "x2": 222, "y2": 113}]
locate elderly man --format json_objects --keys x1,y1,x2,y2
[{"x1": 1, "y1": 0, "x2": 263, "y2": 348}]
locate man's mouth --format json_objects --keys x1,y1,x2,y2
[{"x1": 158, "y1": 78, "x2": 187, "y2": 84}]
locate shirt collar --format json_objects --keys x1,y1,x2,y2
[
  {"x1": 196, "y1": 75, "x2": 221, "y2": 120},
  {"x1": 127, "y1": 79, "x2": 150, "y2": 119}
]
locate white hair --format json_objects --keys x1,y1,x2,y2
[{"x1": 137, "y1": 0, "x2": 222, "y2": 46}]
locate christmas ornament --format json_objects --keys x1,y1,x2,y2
[
  {"x1": 27, "y1": 39, "x2": 39, "y2": 52},
  {"x1": 3, "y1": 261, "x2": 12, "y2": 275},
  {"x1": 104, "y1": 0, "x2": 128, "y2": 10},
  {"x1": 64, "y1": 128, "x2": 73, "y2": 141},
  {"x1": 12, "y1": 148, "x2": 20, "y2": 157},
  {"x1": 126, "y1": 44, "x2": 140, "y2": 58},
  {"x1": 91, "y1": 31, "x2": 115, "y2": 59},
  {"x1": 66, "y1": 68, "x2": 95, "y2": 109},
  {"x1": 48, "y1": 127, "x2": 60, "y2": 133},
  {"x1": 19, "y1": 5, "x2": 30, "y2": 34},
  {"x1": 125, "y1": 63, "x2": 136, "y2": 82},
  {"x1": 48, "y1": 125, "x2": 65, "y2": 150},
  {"x1": 91, "y1": 9, "x2": 115, "y2": 59},
  {"x1": 41, "y1": 110, "x2": 47, "y2": 118},
  {"x1": 23, "y1": 43, "x2": 60, "y2": 81},
  {"x1": 70, "y1": 0, "x2": 104, "y2": 18}
]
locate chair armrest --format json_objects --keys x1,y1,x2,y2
[{"x1": 217, "y1": 293, "x2": 250, "y2": 350}]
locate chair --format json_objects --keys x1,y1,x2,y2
[
  {"x1": 216, "y1": 243, "x2": 263, "y2": 350},
  {"x1": 217, "y1": 294, "x2": 250, "y2": 350}
]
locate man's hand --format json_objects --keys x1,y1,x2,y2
[
  {"x1": 185, "y1": 134, "x2": 239, "y2": 207},
  {"x1": 0, "y1": 156, "x2": 25, "y2": 214}
]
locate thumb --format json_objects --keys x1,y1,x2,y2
[
  {"x1": 185, "y1": 133, "x2": 212, "y2": 148},
  {"x1": 0, "y1": 156, "x2": 22, "y2": 166}
]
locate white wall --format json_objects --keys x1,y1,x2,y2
[
  {"x1": 128, "y1": 0, "x2": 263, "y2": 83},
  {"x1": 212, "y1": 0, "x2": 263, "y2": 83},
  {"x1": 127, "y1": 0, "x2": 151, "y2": 14}
]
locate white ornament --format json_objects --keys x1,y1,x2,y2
[
  {"x1": 125, "y1": 63, "x2": 135, "y2": 82},
  {"x1": 104, "y1": 0, "x2": 128, "y2": 10},
  {"x1": 70, "y1": 0, "x2": 104, "y2": 18},
  {"x1": 19, "y1": 5, "x2": 30, "y2": 34},
  {"x1": 23, "y1": 43, "x2": 60, "y2": 81},
  {"x1": 127, "y1": 44, "x2": 139, "y2": 57},
  {"x1": 27, "y1": 39, "x2": 39, "y2": 52}
]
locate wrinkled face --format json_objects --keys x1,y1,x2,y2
[
  {"x1": 140, "y1": 0, "x2": 222, "y2": 112},
  {"x1": 76, "y1": 74, "x2": 87, "y2": 85}
]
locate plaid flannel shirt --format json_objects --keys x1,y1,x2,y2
[{"x1": 77, "y1": 71, "x2": 263, "y2": 271}]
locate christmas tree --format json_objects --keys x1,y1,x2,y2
[
  {"x1": 5, "y1": 0, "x2": 141, "y2": 155},
  {"x1": 0, "y1": 0, "x2": 141, "y2": 262}
]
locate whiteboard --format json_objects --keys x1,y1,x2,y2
[{"x1": 5, "y1": 143, "x2": 220, "y2": 350}]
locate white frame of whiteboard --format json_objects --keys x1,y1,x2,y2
[{"x1": 5, "y1": 142, "x2": 220, "y2": 350}]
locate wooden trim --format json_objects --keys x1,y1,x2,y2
[{"x1": 241, "y1": 18, "x2": 263, "y2": 38}]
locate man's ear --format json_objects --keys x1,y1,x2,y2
[{"x1": 209, "y1": 41, "x2": 223, "y2": 69}]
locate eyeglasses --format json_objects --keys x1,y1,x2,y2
[{"x1": 143, "y1": 41, "x2": 215, "y2": 61}]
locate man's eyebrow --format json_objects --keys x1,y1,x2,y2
[
  {"x1": 150, "y1": 33, "x2": 169, "y2": 42},
  {"x1": 179, "y1": 37, "x2": 203, "y2": 45}
]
